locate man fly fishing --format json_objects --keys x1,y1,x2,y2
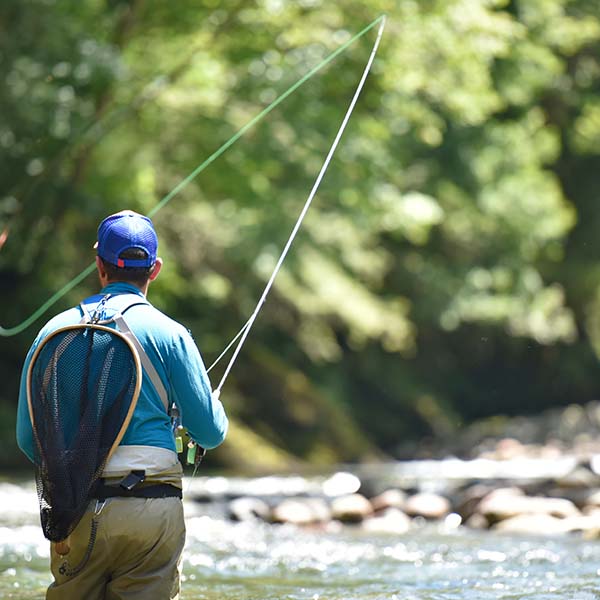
[{"x1": 16, "y1": 209, "x2": 228, "y2": 600}]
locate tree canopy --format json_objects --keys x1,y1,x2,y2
[{"x1": 1, "y1": 0, "x2": 600, "y2": 470}]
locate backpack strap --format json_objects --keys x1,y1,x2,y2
[
  {"x1": 79, "y1": 295, "x2": 170, "y2": 414},
  {"x1": 79, "y1": 302, "x2": 92, "y2": 324},
  {"x1": 113, "y1": 311, "x2": 169, "y2": 413}
]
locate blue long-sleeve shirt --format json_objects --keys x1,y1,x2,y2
[{"x1": 17, "y1": 282, "x2": 228, "y2": 462}]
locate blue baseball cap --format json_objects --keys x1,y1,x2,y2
[{"x1": 95, "y1": 210, "x2": 158, "y2": 268}]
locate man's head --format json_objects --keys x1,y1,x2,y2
[{"x1": 95, "y1": 210, "x2": 162, "y2": 288}]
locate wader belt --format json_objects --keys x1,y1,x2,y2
[{"x1": 93, "y1": 483, "x2": 182, "y2": 501}]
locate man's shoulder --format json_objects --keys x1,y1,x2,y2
[
  {"x1": 124, "y1": 302, "x2": 191, "y2": 341},
  {"x1": 36, "y1": 307, "x2": 85, "y2": 339}
]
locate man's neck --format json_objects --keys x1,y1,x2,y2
[{"x1": 102, "y1": 280, "x2": 148, "y2": 297}]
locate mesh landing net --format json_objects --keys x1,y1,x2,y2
[{"x1": 27, "y1": 324, "x2": 141, "y2": 542}]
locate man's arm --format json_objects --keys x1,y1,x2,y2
[
  {"x1": 16, "y1": 343, "x2": 37, "y2": 462},
  {"x1": 169, "y1": 328, "x2": 228, "y2": 450}
]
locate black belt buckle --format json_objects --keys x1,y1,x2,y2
[{"x1": 119, "y1": 470, "x2": 146, "y2": 491}]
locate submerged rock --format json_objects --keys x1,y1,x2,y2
[
  {"x1": 404, "y1": 492, "x2": 451, "y2": 520},
  {"x1": 563, "y1": 511, "x2": 600, "y2": 536},
  {"x1": 583, "y1": 527, "x2": 600, "y2": 540},
  {"x1": 493, "y1": 513, "x2": 572, "y2": 535},
  {"x1": 465, "y1": 512, "x2": 489, "y2": 530},
  {"x1": 370, "y1": 489, "x2": 407, "y2": 513},
  {"x1": 330, "y1": 493, "x2": 373, "y2": 523},
  {"x1": 591, "y1": 455, "x2": 600, "y2": 476},
  {"x1": 271, "y1": 498, "x2": 331, "y2": 525},
  {"x1": 476, "y1": 487, "x2": 579, "y2": 525},
  {"x1": 554, "y1": 465, "x2": 599, "y2": 488},
  {"x1": 494, "y1": 510, "x2": 600, "y2": 537},
  {"x1": 362, "y1": 508, "x2": 411, "y2": 534},
  {"x1": 454, "y1": 483, "x2": 497, "y2": 521},
  {"x1": 584, "y1": 489, "x2": 600, "y2": 508},
  {"x1": 228, "y1": 497, "x2": 271, "y2": 522}
]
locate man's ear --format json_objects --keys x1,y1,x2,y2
[
  {"x1": 95, "y1": 256, "x2": 107, "y2": 278},
  {"x1": 149, "y1": 257, "x2": 163, "y2": 281}
]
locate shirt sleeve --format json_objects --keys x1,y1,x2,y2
[
  {"x1": 16, "y1": 335, "x2": 44, "y2": 463},
  {"x1": 168, "y1": 327, "x2": 228, "y2": 450}
]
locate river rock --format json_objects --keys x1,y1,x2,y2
[
  {"x1": 362, "y1": 508, "x2": 411, "y2": 534},
  {"x1": 465, "y1": 512, "x2": 489, "y2": 530},
  {"x1": 454, "y1": 483, "x2": 496, "y2": 521},
  {"x1": 271, "y1": 498, "x2": 331, "y2": 525},
  {"x1": 493, "y1": 513, "x2": 571, "y2": 535},
  {"x1": 493, "y1": 437, "x2": 527, "y2": 460},
  {"x1": 583, "y1": 528, "x2": 600, "y2": 540},
  {"x1": 583, "y1": 489, "x2": 600, "y2": 507},
  {"x1": 370, "y1": 489, "x2": 407, "y2": 513},
  {"x1": 228, "y1": 497, "x2": 271, "y2": 522},
  {"x1": 563, "y1": 510, "x2": 600, "y2": 535},
  {"x1": 330, "y1": 493, "x2": 373, "y2": 523},
  {"x1": 543, "y1": 486, "x2": 595, "y2": 509},
  {"x1": 495, "y1": 509, "x2": 600, "y2": 537},
  {"x1": 581, "y1": 511, "x2": 600, "y2": 539},
  {"x1": 403, "y1": 492, "x2": 451, "y2": 519},
  {"x1": 476, "y1": 487, "x2": 580, "y2": 524},
  {"x1": 550, "y1": 487, "x2": 600, "y2": 510},
  {"x1": 322, "y1": 472, "x2": 361, "y2": 497},
  {"x1": 554, "y1": 465, "x2": 599, "y2": 488},
  {"x1": 0, "y1": 483, "x2": 40, "y2": 524},
  {"x1": 303, "y1": 498, "x2": 332, "y2": 523}
]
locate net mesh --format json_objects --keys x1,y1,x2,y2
[{"x1": 28, "y1": 326, "x2": 139, "y2": 542}]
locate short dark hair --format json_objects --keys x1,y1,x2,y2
[{"x1": 101, "y1": 248, "x2": 154, "y2": 286}]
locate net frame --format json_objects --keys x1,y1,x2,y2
[{"x1": 26, "y1": 323, "x2": 142, "y2": 542}]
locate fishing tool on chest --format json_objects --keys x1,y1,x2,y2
[{"x1": 171, "y1": 402, "x2": 206, "y2": 475}]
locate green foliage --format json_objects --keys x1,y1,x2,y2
[{"x1": 1, "y1": 0, "x2": 600, "y2": 467}]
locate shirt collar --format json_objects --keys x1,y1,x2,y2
[{"x1": 100, "y1": 282, "x2": 145, "y2": 298}]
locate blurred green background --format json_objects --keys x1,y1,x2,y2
[{"x1": 1, "y1": 0, "x2": 599, "y2": 472}]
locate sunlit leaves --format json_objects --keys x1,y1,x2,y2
[
  {"x1": 571, "y1": 99, "x2": 600, "y2": 154},
  {"x1": 442, "y1": 267, "x2": 576, "y2": 344},
  {"x1": 375, "y1": 185, "x2": 444, "y2": 245}
]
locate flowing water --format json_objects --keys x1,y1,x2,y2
[{"x1": 1, "y1": 477, "x2": 599, "y2": 600}]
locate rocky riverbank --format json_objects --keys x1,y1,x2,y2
[
  {"x1": 188, "y1": 401, "x2": 600, "y2": 539},
  {"x1": 194, "y1": 458, "x2": 600, "y2": 539}
]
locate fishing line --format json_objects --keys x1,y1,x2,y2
[
  {"x1": 185, "y1": 16, "x2": 386, "y2": 488},
  {"x1": 0, "y1": 14, "x2": 385, "y2": 339},
  {"x1": 211, "y1": 16, "x2": 386, "y2": 390},
  {"x1": 206, "y1": 318, "x2": 251, "y2": 374}
]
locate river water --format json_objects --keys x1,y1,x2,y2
[{"x1": 1, "y1": 476, "x2": 599, "y2": 600}]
